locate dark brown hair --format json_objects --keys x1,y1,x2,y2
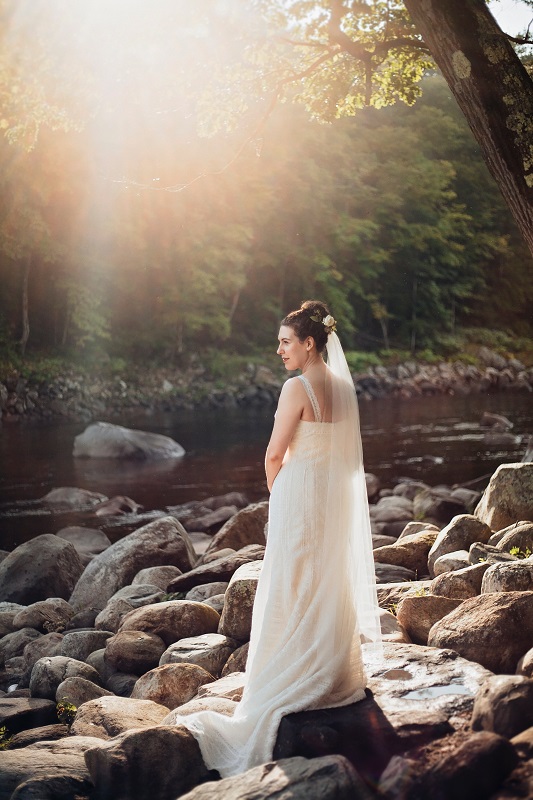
[{"x1": 281, "y1": 299, "x2": 331, "y2": 354}]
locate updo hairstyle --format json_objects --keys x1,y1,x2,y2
[{"x1": 281, "y1": 300, "x2": 331, "y2": 354}]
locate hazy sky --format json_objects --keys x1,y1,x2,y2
[{"x1": 490, "y1": 0, "x2": 533, "y2": 33}]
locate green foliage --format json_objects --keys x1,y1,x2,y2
[
  {"x1": 0, "y1": 725, "x2": 12, "y2": 750},
  {"x1": 56, "y1": 699, "x2": 77, "y2": 727},
  {"x1": 344, "y1": 350, "x2": 382, "y2": 372},
  {"x1": 509, "y1": 546, "x2": 532, "y2": 559}
]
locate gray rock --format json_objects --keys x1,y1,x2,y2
[
  {"x1": 433, "y1": 550, "x2": 470, "y2": 576},
  {"x1": 73, "y1": 421, "x2": 185, "y2": 459},
  {"x1": 131, "y1": 663, "x2": 215, "y2": 709},
  {"x1": 428, "y1": 590, "x2": 533, "y2": 673},
  {"x1": 481, "y1": 559, "x2": 533, "y2": 593},
  {"x1": 160, "y1": 633, "x2": 237, "y2": 677},
  {"x1": 0, "y1": 628, "x2": 42, "y2": 666},
  {"x1": 70, "y1": 696, "x2": 169, "y2": 739},
  {"x1": 428, "y1": 515, "x2": 492, "y2": 577},
  {"x1": 0, "y1": 697, "x2": 56, "y2": 735},
  {"x1": 493, "y1": 521, "x2": 533, "y2": 555},
  {"x1": 19, "y1": 633, "x2": 64, "y2": 687},
  {"x1": 413, "y1": 489, "x2": 467, "y2": 524},
  {"x1": 118, "y1": 600, "x2": 220, "y2": 647},
  {"x1": 374, "y1": 563, "x2": 416, "y2": 583},
  {"x1": 413, "y1": 731, "x2": 517, "y2": 800},
  {"x1": 60, "y1": 630, "x2": 113, "y2": 662},
  {"x1": 376, "y1": 581, "x2": 433, "y2": 609},
  {"x1": 105, "y1": 630, "x2": 166, "y2": 675},
  {"x1": 94, "y1": 598, "x2": 136, "y2": 633},
  {"x1": 397, "y1": 521, "x2": 440, "y2": 540},
  {"x1": 105, "y1": 673, "x2": 138, "y2": 697},
  {"x1": 167, "y1": 545, "x2": 265, "y2": 593},
  {"x1": 132, "y1": 566, "x2": 182, "y2": 589},
  {"x1": 186, "y1": 505, "x2": 239, "y2": 533},
  {"x1": 8, "y1": 723, "x2": 69, "y2": 749},
  {"x1": 55, "y1": 676, "x2": 113, "y2": 706},
  {"x1": 179, "y1": 755, "x2": 372, "y2": 800},
  {"x1": 430, "y1": 561, "x2": 490, "y2": 598},
  {"x1": 396, "y1": 595, "x2": 464, "y2": 645},
  {"x1": 186, "y1": 582, "x2": 229, "y2": 602},
  {"x1": 69, "y1": 516, "x2": 196, "y2": 612},
  {"x1": 202, "y1": 502, "x2": 269, "y2": 557},
  {"x1": 218, "y1": 561, "x2": 262, "y2": 642},
  {"x1": 12, "y1": 599, "x2": 74, "y2": 633},
  {"x1": 40, "y1": 487, "x2": 107, "y2": 507},
  {"x1": 471, "y1": 675, "x2": 533, "y2": 738},
  {"x1": 475, "y1": 462, "x2": 533, "y2": 531},
  {"x1": 84, "y1": 725, "x2": 208, "y2": 800},
  {"x1": 29, "y1": 656, "x2": 101, "y2": 699},
  {"x1": 0, "y1": 535, "x2": 84, "y2": 604},
  {"x1": 0, "y1": 735, "x2": 97, "y2": 800},
  {"x1": 203, "y1": 594, "x2": 225, "y2": 614},
  {"x1": 55, "y1": 526, "x2": 111, "y2": 562}
]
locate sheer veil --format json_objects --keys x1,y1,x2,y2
[{"x1": 325, "y1": 331, "x2": 382, "y2": 653}]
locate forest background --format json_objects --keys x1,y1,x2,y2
[{"x1": 1, "y1": 1, "x2": 533, "y2": 386}]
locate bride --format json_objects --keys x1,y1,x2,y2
[{"x1": 176, "y1": 299, "x2": 381, "y2": 777}]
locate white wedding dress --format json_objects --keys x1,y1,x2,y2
[{"x1": 176, "y1": 334, "x2": 381, "y2": 778}]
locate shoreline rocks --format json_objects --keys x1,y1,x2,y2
[
  {"x1": 1, "y1": 346, "x2": 532, "y2": 423},
  {"x1": 1, "y1": 458, "x2": 533, "y2": 799}
]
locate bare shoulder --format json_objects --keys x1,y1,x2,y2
[{"x1": 279, "y1": 376, "x2": 305, "y2": 398}]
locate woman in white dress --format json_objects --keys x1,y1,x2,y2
[{"x1": 177, "y1": 300, "x2": 381, "y2": 777}]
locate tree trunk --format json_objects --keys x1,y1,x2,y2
[
  {"x1": 19, "y1": 256, "x2": 31, "y2": 356},
  {"x1": 404, "y1": 0, "x2": 533, "y2": 257}
]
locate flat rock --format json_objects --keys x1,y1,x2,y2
[
  {"x1": 73, "y1": 421, "x2": 185, "y2": 459},
  {"x1": 374, "y1": 563, "x2": 416, "y2": 583},
  {"x1": 69, "y1": 516, "x2": 197, "y2": 612},
  {"x1": 8, "y1": 723, "x2": 69, "y2": 749},
  {"x1": 84, "y1": 725, "x2": 209, "y2": 800},
  {"x1": 0, "y1": 736, "x2": 99, "y2": 800},
  {"x1": 197, "y1": 672, "x2": 246, "y2": 702},
  {"x1": 376, "y1": 581, "x2": 433, "y2": 609},
  {"x1": 428, "y1": 591, "x2": 533, "y2": 673},
  {"x1": 70, "y1": 695, "x2": 169, "y2": 739},
  {"x1": 118, "y1": 600, "x2": 220, "y2": 647},
  {"x1": 0, "y1": 697, "x2": 56, "y2": 735},
  {"x1": 178, "y1": 755, "x2": 374, "y2": 800},
  {"x1": 167, "y1": 545, "x2": 266, "y2": 593}
]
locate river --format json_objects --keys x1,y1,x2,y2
[{"x1": 0, "y1": 392, "x2": 531, "y2": 549}]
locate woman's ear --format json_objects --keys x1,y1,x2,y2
[{"x1": 306, "y1": 337, "x2": 313, "y2": 351}]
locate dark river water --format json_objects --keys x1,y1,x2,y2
[{"x1": 0, "y1": 392, "x2": 531, "y2": 550}]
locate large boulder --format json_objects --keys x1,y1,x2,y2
[
  {"x1": 0, "y1": 736, "x2": 98, "y2": 800},
  {"x1": 118, "y1": 600, "x2": 220, "y2": 647},
  {"x1": 105, "y1": 630, "x2": 167, "y2": 675},
  {"x1": 428, "y1": 591, "x2": 533, "y2": 673},
  {"x1": 70, "y1": 696, "x2": 169, "y2": 739},
  {"x1": 396, "y1": 595, "x2": 464, "y2": 645},
  {"x1": 160, "y1": 633, "x2": 237, "y2": 677},
  {"x1": 0, "y1": 697, "x2": 57, "y2": 735},
  {"x1": 427, "y1": 515, "x2": 492, "y2": 577},
  {"x1": 55, "y1": 526, "x2": 112, "y2": 564},
  {"x1": 178, "y1": 755, "x2": 371, "y2": 800},
  {"x1": 131, "y1": 663, "x2": 214, "y2": 709},
  {"x1": 202, "y1": 502, "x2": 269, "y2": 557},
  {"x1": 471, "y1": 675, "x2": 533, "y2": 738},
  {"x1": 372, "y1": 529, "x2": 439, "y2": 577},
  {"x1": 167, "y1": 545, "x2": 265, "y2": 593},
  {"x1": 218, "y1": 561, "x2": 262, "y2": 642},
  {"x1": 73, "y1": 422, "x2": 185, "y2": 460},
  {"x1": 84, "y1": 725, "x2": 209, "y2": 800},
  {"x1": 68, "y1": 517, "x2": 196, "y2": 612},
  {"x1": 0, "y1": 535, "x2": 84, "y2": 604},
  {"x1": 475, "y1": 463, "x2": 533, "y2": 530},
  {"x1": 29, "y1": 656, "x2": 101, "y2": 699}
]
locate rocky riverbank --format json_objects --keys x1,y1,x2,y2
[
  {"x1": 1, "y1": 346, "x2": 532, "y2": 424},
  {"x1": 0, "y1": 461, "x2": 532, "y2": 798}
]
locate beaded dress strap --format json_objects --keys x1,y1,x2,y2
[{"x1": 298, "y1": 375, "x2": 322, "y2": 423}]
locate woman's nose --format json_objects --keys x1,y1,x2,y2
[{"x1": 277, "y1": 344, "x2": 283, "y2": 354}]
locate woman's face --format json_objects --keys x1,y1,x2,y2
[{"x1": 277, "y1": 325, "x2": 310, "y2": 371}]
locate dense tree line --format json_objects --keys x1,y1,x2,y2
[{"x1": 1, "y1": 71, "x2": 532, "y2": 363}]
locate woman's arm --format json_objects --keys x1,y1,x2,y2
[{"x1": 265, "y1": 378, "x2": 304, "y2": 492}]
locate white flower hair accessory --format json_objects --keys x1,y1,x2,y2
[{"x1": 310, "y1": 312, "x2": 337, "y2": 333}]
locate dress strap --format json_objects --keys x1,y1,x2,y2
[{"x1": 298, "y1": 375, "x2": 322, "y2": 423}]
